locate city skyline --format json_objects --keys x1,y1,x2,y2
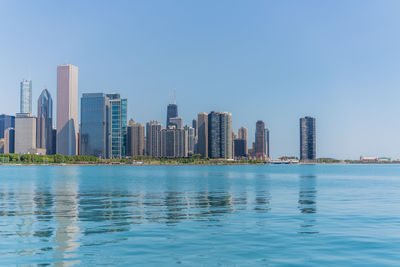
[{"x1": 2, "y1": 1, "x2": 400, "y2": 159}]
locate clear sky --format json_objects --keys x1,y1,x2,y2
[{"x1": 1, "y1": 0, "x2": 400, "y2": 159}]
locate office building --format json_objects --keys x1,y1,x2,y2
[
  {"x1": 255, "y1": 120, "x2": 266, "y2": 159},
  {"x1": 197, "y1": 112, "x2": 208, "y2": 158},
  {"x1": 0, "y1": 114, "x2": 15, "y2": 139},
  {"x1": 238, "y1": 126, "x2": 248, "y2": 155},
  {"x1": 127, "y1": 119, "x2": 145, "y2": 157},
  {"x1": 107, "y1": 93, "x2": 127, "y2": 158},
  {"x1": 146, "y1": 120, "x2": 162, "y2": 157},
  {"x1": 300, "y1": 116, "x2": 316, "y2": 161},
  {"x1": 169, "y1": 117, "x2": 183, "y2": 129},
  {"x1": 192, "y1": 119, "x2": 198, "y2": 137},
  {"x1": 20, "y1": 79, "x2": 32, "y2": 114},
  {"x1": 57, "y1": 64, "x2": 78, "y2": 156},
  {"x1": 4, "y1": 128, "x2": 15, "y2": 154},
  {"x1": 208, "y1": 111, "x2": 233, "y2": 159},
  {"x1": 234, "y1": 139, "x2": 246, "y2": 158},
  {"x1": 0, "y1": 139, "x2": 4, "y2": 154},
  {"x1": 161, "y1": 126, "x2": 188, "y2": 158},
  {"x1": 266, "y1": 128, "x2": 270, "y2": 159},
  {"x1": 80, "y1": 93, "x2": 110, "y2": 158},
  {"x1": 37, "y1": 88, "x2": 54, "y2": 154},
  {"x1": 15, "y1": 113, "x2": 37, "y2": 154},
  {"x1": 166, "y1": 103, "x2": 178, "y2": 127},
  {"x1": 184, "y1": 125, "x2": 195, "y2": 155}
]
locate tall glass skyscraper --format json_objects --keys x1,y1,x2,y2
[
  {"x1": 255, "y1": 120, "x2": 266, "y2": 159},
  {"x1": 20, "y1": 79, "x2": 32, "y2": 114},
  {"x1": 0, "y1": 114, "x2": 15, "y2": 139},
  {"x1": 80, "y1": 93, "x2": 110, "y2": 158},
  {"x1": 300, "y1": 116, "x2": 316, "y2": 161},
  {"x1": 208, "y1": 111, "x2": 233, "y2": 159},
  {"x1": 37, "y1": 88, "x2": 54, "y2": 154},
  {"x1": 107, "y1": 93, "x2": 127, "y2": 159},
  {"x1": 166, "y1": 104, "x2": 178, "y2": 127}
]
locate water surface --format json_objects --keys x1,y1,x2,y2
[{"x1": 1, "y1": 165, "x2": 400, "y2": 266}]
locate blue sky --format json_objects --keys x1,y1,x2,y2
[{"x1": 1, "y1": 0, "x2": 400, "y2": 159}]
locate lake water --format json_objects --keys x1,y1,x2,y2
[{"x1": 1, "y1": 165, "x2": 400, "y2": 266}]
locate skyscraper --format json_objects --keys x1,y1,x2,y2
[
  {"x1": 197, "y1": 112, "x2": 208, "y2": 158},
  {"x1": 0, "y1": 114, "x2": 15, "y2": 139},
  {"x1": 238, "y1": 126, "x2": 248, "y2": 155},
  {"x1": 4, "y1": 128, "x2": 15, "y2": 154},
  {"x1": 15, "y1": 113, "x2": 36, "y2": 154},
  {"x1": 300, "y1": 116, "x2": 316, "y2": 161},
  {"x1": 37, "y1": 88, "x2": 54, "y2": 154},
  {"x1": 107, "y1": 93, "x2": 127, "y2": 159},
  {"x1": 161, "y1": 126, "x2": 188, "y2": 158},
  {"x1": 56, "y1": 64, "x2": 78, "y2": 156},
  {"x1": 208, "y1": 111, "x2": 233, "y2": 159},
  {"x1": 20, "y1": 79, "x2": 32, "y2": 114},
  {"x1": 184, "y1": 125, "x2": 195, "y2": 155},
  {"x1": 234, "y1": 139, "x2": 246, "y2": 158},
  {"x1": 146, "y1": 120, "x2": 162, "y2": 157},
  {"x1": 166, "y1": 103, "x2": 178, "y2": 127},
  {"x1": 169, "y1": 117, "x2": 183, "y2": 129},
  {"x1": 80, "y1": 93, "x2": 110, "y2": 158},
  {"x1": 265, "y1": 128, "x2": 270, "y2": 159},
  {"x1": 127, "y1": 119, "x2": 145, "y2": 157},
  {"x1": 255, "y1": 120, "x2": 266, "y2": 159}
]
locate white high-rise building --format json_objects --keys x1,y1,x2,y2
[
  {"x1": 20, "y1": 79, "x2": 32, "y2": 114},
  {"x1": 56, "y1": 64, "x2": 78, "y2": 156}
]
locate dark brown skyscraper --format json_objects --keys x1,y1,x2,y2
[{"x1": 255, "y1": 120, "x2": 266, "y2": 159}]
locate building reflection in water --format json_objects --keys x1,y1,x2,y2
[
  {"x1": 52, "y1": 167, "x2": 81, "y2": 266},
  {"x1": 298, "y1": 175, "x2": 318, "y2": 234},
  {"x1": 254, "y1": 173, "x2": 271, "y2": 213}
]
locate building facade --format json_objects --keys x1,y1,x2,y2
[
  {"x1": 4, "y1": 128, "x2": 15, "y2": 154},
  {"x1": 15, "y1": 113, "x2": 36, "y2": 154},
  {"x1": 20, "y1": 79, "x2": 32, "y2": 114},
  {"x1": 56, "y1": 64, "x2": 78, "y2": 156},
  {"x1": 106, "y1": 93, "x2": 127, "y2": 159},
  {"x1": 208, "y1": 111, "x2": 233, "y2": 159},
  {"x1": 184, "y1": 125, "x2": 195, "y2": 155},
  {"x1": 255, "y1": 120, "x2": 266, "y2": 159},
  {"x1": 0, "y1": 114, "x2": 15, "y2": 139},
  {"x1": 169, "y1": 117, "x2": 183, "y2": 129},
  {"x1": 80, "y1": 93, "x2": 110, "y2": 158},
  {"x1": 265, "y1": 128, "x2": 270, "y2": 159},
  {"x1": 161, "y1": 126, "x2": 188, "y2": 158},
  {"x1": 300, "y1": 116, "x2": 316, "y2": 161},
  {"x1": 238, "y1": 126, "x2": 248, "y2": 156},
  {"x1": 146, "y1": 121, "x2": 162, "y2": 158},
  {"x1": 37, "y1": 88, "x2": 54, "y2": 154},
  {"x1": 234, "y1": 139, "x2": 246, "y2": 158},
  {"x1": 166, "y1": 104, "x2": 178, "y2": 127},
  {"x1": 127, "y1": 119, "x2": 145, "y2": 157},
  {"x1": 197, "y1": 112, "x2": 208, "y2": 158}
]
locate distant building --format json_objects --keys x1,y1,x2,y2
[
  {"x1": 146, "y1": 120, "x2": 162, "y2": 157},
  {"x1": 166, "y1": 103, "x2": 178, "y2": 127},
  {"x1": 238, "y1": 126, "x2": 248, "y2": 156},
  {"x1": 127, "y1": 119, "x2": 145, "y2": 157},
  {"x1": 15, "y1": 113, "x2": 37, "y2": 154},
  {"x1": 107, "y1": 93, "x2": 127, "y2": 158},
  {"x1": 161, "y1": 126, "x2": 187, "y2": 158},
  {"x1": 169, "y1": 117, "x2": 183, "y2": 129},
  {"x1": 197, "y1": 112, "x2": 208, "y2": 158},
  {"x1": 0, "y1": 114, "x2": 15, "y2": 139},
  {"x1": 234, "y1": 139, "x2": 246, "y2": 159},
  {"x1": 192, "y1": 119, "x2": 198, "y2": 154},
  {"x1": 255, "y1": 120, "x2": 266, "y2": 159},
  {"x1": 184, "y1": 125, "x2": 195, "y2": 155},
  {"x1": 20, "y1": 79, "x2": 32, "y2": 114},
  {"x1": 80, "y1": 93, "x2": 110, "y2": 158},
  {"x1": 57, "y1": 64, "x2": 78, "y2": 156},
  {"x1": 265, "y1": 128, "x2": 270, "y2": 159},
  {"x1": 300, "y1": 116, "x2": 316, "y2": 161},
  {"x1": 4, "y1": 128, "x2": 15, "y2": 154},
  {"x1": 37, "y1": 88, "x2": 54, "y2": 154},
  {"x1": 0, "y1": 138, "x2": 4, "y2": 154},
  {"x1": 208, "y1": 111, "x2": 233, "y2": 159}
]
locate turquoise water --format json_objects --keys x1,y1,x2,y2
[{"x1": 1, "y1": 165, "x2": 400, "y2": 266}]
